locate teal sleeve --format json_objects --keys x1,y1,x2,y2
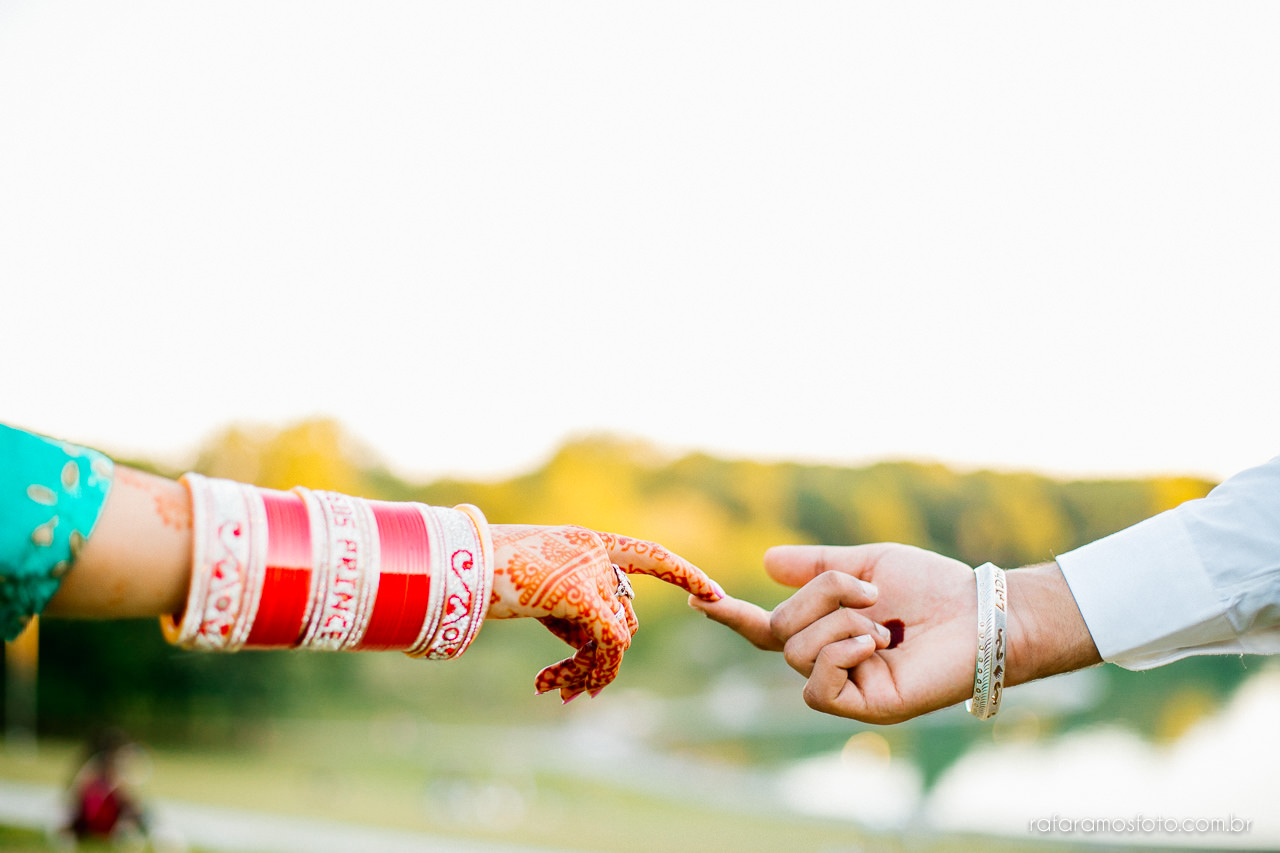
[{"x1": 1, "y1": 423, "x2": 114, "y2": 641}]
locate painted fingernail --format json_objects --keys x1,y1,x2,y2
[
  {"x1": 588, "y1": 688, "x2": 604, "y2": 699},
  {"x1": 709, "y1": 581, "x2": 726, "y2": 600}
]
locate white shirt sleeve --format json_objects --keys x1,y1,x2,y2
[{"x1": 1056, "y1": 455, "x2": 1280, "y2": 670}]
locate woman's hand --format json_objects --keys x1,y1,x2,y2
[{"x1": 487, "y1": 524, "x2": 723, "y2": 701}]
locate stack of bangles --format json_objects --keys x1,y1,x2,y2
[
  {"x1": 161, "y1": 473, "x2": 494, "y2": 659},
  {"x1": 966, "y1": 561, "x2": 1007, "y2": 720}
]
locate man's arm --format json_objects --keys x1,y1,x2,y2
[
  {"x1": 694, "y1": 455, "x2": 1280, "y2": 723},
  {"x1": 1058, "y1": 455, "x2": 1280, "y2": 668}
]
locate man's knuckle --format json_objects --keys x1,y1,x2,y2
[
  {"x1": 838, "y1": 608, "x2": 864, "y2": 632},
  {"x1": 769, "y1": 609, "x2": 791, "y2": 638}
]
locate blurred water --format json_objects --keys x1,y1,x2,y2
[{"x1": 778, "y1": 668, "x2": 1280, "y2": 849}]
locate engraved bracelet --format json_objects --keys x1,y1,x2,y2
[{"x1": 966, "y1": 561, "x2": 1007, "y2": 720}]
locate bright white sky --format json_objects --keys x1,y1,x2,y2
[{"x1": 2, "y1": 1, "x2": 1277, "y2": 483}]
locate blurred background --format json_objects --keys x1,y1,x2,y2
[{"x1": 2, "y1": 1, "x2": 1279, "y2": 851}]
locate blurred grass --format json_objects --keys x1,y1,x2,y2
[
  {"x1": 0, "y1": 825, "x2": 215, "y2": 853},
  {"x1": 0, "y1": 729, "x2": 1232, "y2": 853},
  {"x1": 4, "y1": 733, "x2": 874, "y2": 853},
  {"x1": 0, "y1": 826, "x2": 82, "y2": 853},
  {"x1": 0, "y1": 819, "x2": 1153, "y2": 853}
]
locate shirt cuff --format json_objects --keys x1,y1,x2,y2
[{"x1": 1057, "y1": 508, "x2": 1241, "y2": 670}]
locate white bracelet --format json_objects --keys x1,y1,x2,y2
[
  {"x1": 406, "y1": 503, "x2": 492, "y2": 660},
  {"x1": 163, "y1": 474, "x2": 268, "y2": 652},
  {"x1": 453, "y1": 503, "x2": 495, "y2": 656},
  {"x1": 296, "y1": 489, "x2": 381, "y2": 652},
  {"x1": 966, "y1": 561, "x2": 1008, "y2": 720}
]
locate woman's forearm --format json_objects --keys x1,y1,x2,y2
[
  {"x1": 46, "y1": 466, "x2": 191, "y2": 619},
  {"x1": 38, "y1": 460, "x2": 721, "y2": 697}
]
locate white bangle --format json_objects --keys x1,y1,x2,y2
[
  {"x1": 162, "y1": 474, "x2": 265, "y2": 651},
  {"x1": 453, "y1": 503, "x2": 495, "y2": 656},
  {"x1": 406, "y1": 504, "x2": 491, "y2": 660},
  {"x1": 966, "y1": 561, "x2": 1008, "y2": 720},
  {"x1": 296, "y1": 489, "x2": 381, "y2": 652}
]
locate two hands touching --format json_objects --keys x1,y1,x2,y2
[
  {"x1": 55, "y1": 466, "x2": 1098, "y2": 721},
  {"x1": 472, "y1": 527, "x2": 1102, "y2": 721},
  {"x1": 486, "y1": 525, "x2": 1099, "y2": 724}
]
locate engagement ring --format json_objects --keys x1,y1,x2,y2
[{"x1": 613, "y1": 565, "x2": 635, "y2": 600}]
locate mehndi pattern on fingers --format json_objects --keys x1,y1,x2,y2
[{"x1": 594, "y1": 530, "x2": 722, "y2": 599}]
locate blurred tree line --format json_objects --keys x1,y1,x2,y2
[{"x1": 15, "y1": 419, "x2": 1254, "y2": 773}]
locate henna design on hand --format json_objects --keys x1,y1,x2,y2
[
  {"x1": 488, "y1": 524, "x2": 717, "y2": 699},
  {"x1": 488, "y1": 525, "x2": 632, "y2": 696},
  {"x1": 583, "y1": 530, "x2": 723, "y2": 601}
]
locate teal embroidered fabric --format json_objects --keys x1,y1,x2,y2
[{"x1": 1, "y1": 424, "x2": 114, "y2": 641}]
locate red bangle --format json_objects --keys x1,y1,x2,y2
[
  {"x1": 244, "y1": 489, "x2": 313, "y2": 649},
  {"x1": 356, "y1": 501, "x2": 433, "y2": 651}
]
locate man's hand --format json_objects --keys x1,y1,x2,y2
[
  {"x1": 694, "y1": 543, "x2": 975, "y2": 722},
  {"x1": 692, "y1": 543, "x2": 1100, "y2": 724}
]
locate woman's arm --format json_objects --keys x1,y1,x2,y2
[
  {"x1": 43, "y1": 463, "x2": 722, "y2": 698},
  {"x1": 47, "y1": 466, "x2": 192, "y2": 619}
]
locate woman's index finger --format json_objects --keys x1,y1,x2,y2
[{"x1": 595, "y1": 531, "x2": 724, "y2": 601}]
